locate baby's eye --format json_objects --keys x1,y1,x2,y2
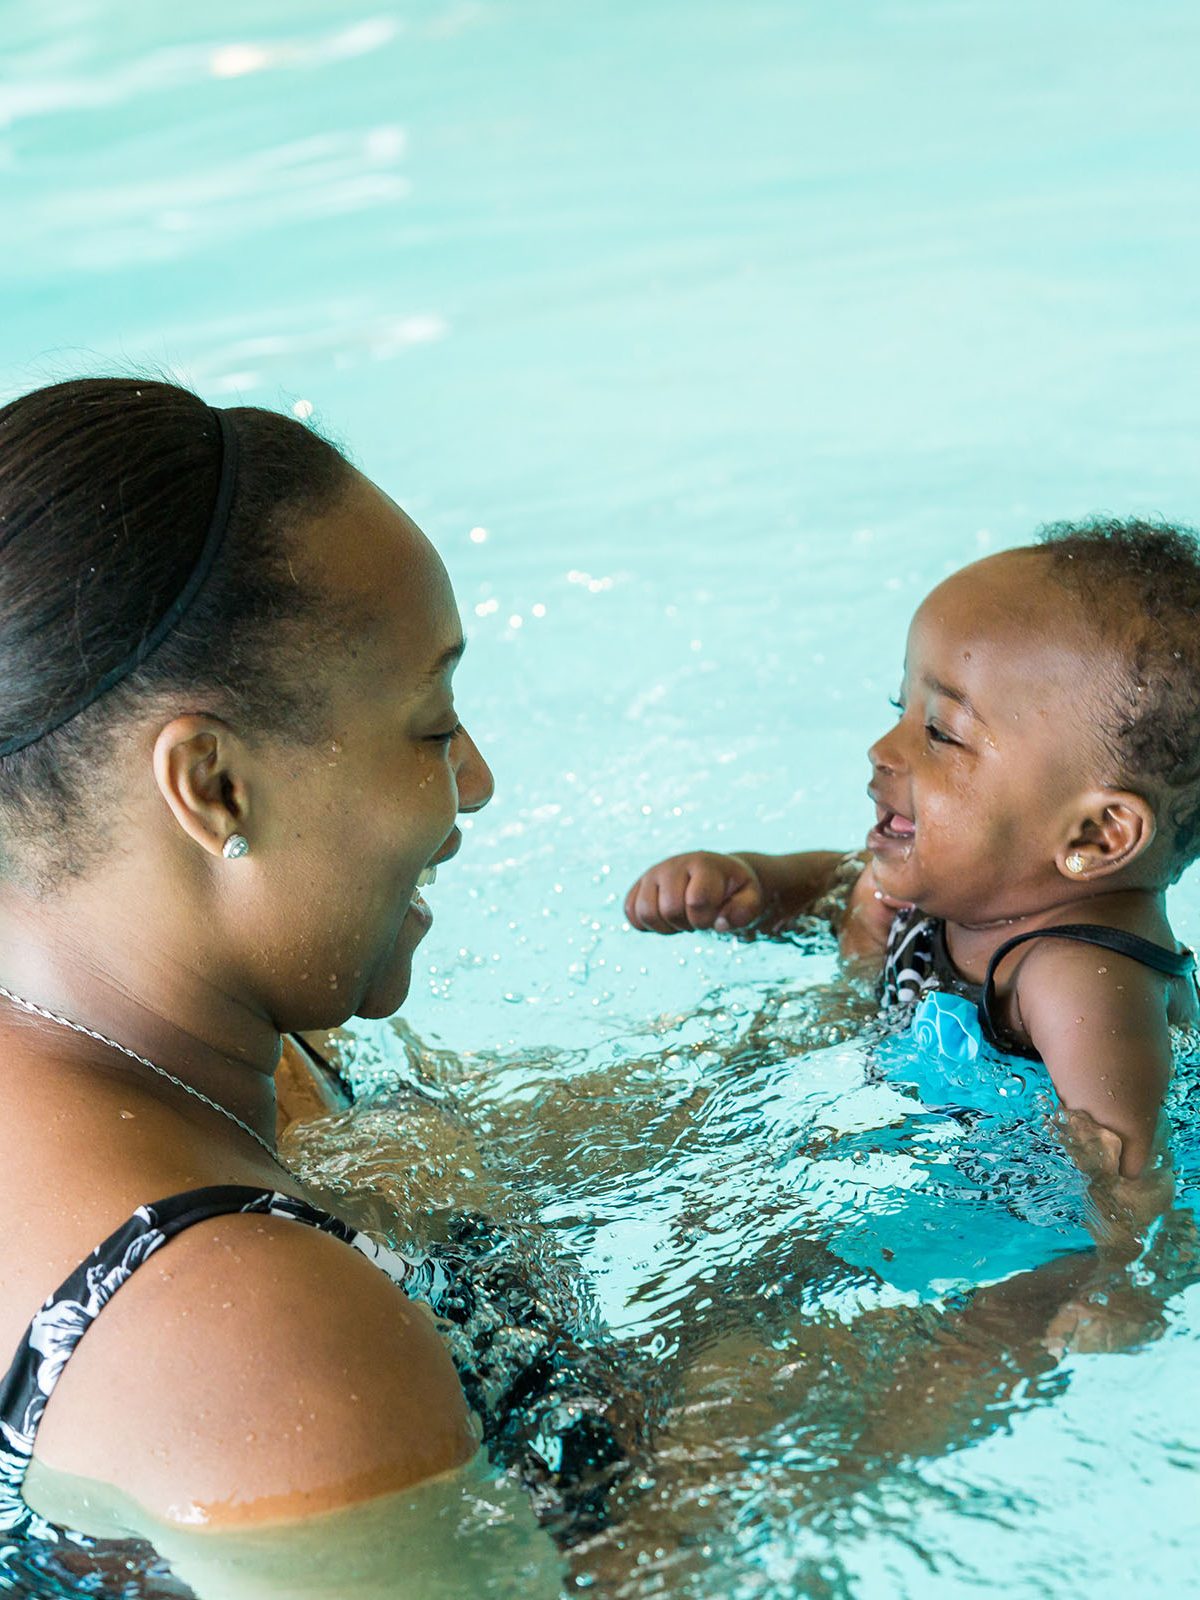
[{"x1": 925, "y1": 721, "x2": 959, "y2": 747}]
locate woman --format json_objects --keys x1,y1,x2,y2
[{"x1": 0, "y1": 377, "x2": 495, "y2": 1538}]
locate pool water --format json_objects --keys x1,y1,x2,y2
[{"x1": 3, "y1": 0, "x2": 1200, "y2": 1594}]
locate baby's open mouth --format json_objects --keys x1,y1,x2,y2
[{"x1": 874, "y1": 804, "x2": 916, "y2": 839}]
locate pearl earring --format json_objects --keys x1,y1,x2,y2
[
  {"x1": 1065, "y1": 852, "x2": 1086, "y2": 875},
  {"x1": 223, "y1": 833, "x2": 250, "y2": 860}
]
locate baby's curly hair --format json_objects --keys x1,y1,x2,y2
[{"x1": 1035, "y1": 516, "x2": 1200, "y2": 882}]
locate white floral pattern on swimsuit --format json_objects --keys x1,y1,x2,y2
[{"x1": 0, "y1": 1186, "x2": 440, "y2": 1545}]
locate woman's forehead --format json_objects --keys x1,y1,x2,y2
[{"x1": 296, "y1": 471, "x2": 462, "y2": 674}]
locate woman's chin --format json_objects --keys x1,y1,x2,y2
[
  {"x1": 356, "y1": 900, "x2": 432, "y2": 1018},
  {"x1": 352, "y1": 962, "x2": 413, "y2": 1020}
]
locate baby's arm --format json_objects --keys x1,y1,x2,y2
[
  {"x1": 625, "y1": 849, "x2": 903, "y2": 958},
  {"x1": 1016, "y1": 943, "x2": 1173, "y2": 1180}
]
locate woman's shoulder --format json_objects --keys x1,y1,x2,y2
[{"x1": 31, "y1": 1205, "x2": 477, "y2": 1526}]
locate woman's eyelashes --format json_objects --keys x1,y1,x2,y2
[{"x1": 425, "y1": 721, "x2": 464, "y2": 747}]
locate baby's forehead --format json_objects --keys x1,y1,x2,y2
[
  {"x1": 908, "y1": 552, "x2": 1111, "y2": 691},
  {"x1": 915, "y1": 551, "x2": 1076, "y2": 639}
]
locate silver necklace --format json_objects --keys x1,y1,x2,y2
[{"x1": 0, "y1": 982, "x2": 287, "y2": 1169}]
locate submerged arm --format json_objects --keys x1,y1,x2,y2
[{"x1": 1017, "y1": 943, "x2": 1173, "y2": 1180}]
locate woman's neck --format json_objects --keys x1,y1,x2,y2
[{"x1": 0, "y1": 887, "x2": 283, "y2": 1144}]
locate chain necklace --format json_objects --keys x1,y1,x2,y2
[{"x1": 0, "y1": 982, "x2": 287, "y2": 1170}]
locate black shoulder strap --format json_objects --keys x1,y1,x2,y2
[
  {"x1": 288, "y1": 1031, "x2": 355, "y2": 1105},
  {"x1": 980, "y1": 922, "x2": 1196, "y2": 1044}
]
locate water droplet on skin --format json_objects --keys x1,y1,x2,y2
[
  {"x1": 1097, "y1": 965, "x2": 1108, "y2": 974},
  {"x1": 119, "y1": 1109, "x2": 135, "y2": 1120}
]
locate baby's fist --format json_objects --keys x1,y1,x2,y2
[{"x1": 624, "y1": 852, "x2": 765, "y2": 935}]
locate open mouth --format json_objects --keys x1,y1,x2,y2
[
  {"x1": 409, "y1": 829, "x2": 461, "y2": 922},
  {"x1": 408, "y1": 865, "x2": 439, "y2": 924},
  {"x1": 872, "y1": 803, "x2": 916, "y2": 841}
]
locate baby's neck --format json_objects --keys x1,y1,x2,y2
[{"x1": 943, "y1": 885, "x2": 1173, "y2": 981}]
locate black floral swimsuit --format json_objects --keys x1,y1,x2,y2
[
  {"x1": 881, "y1": 905, "x2": 1197, "y2": 1058},
  {"x1": 0, "y1": 1179, "x2": 448, "y2": 1545}
]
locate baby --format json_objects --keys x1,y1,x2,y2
[{"x1": 626, "y1": 519, "x2": 1200, "y2": 1178}]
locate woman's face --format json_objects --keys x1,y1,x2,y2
[{"x1": 236, "y1": 471, "x2": 493, "y2": 1028}]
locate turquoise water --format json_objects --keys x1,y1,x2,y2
[{"x1": 3, "y1": 1, "x2": 1200, "y2": 1595}]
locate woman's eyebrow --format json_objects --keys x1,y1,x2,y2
[
  {"x1": 421, "y1": 639, "x2": 466, "y2": 684},
  {"x1": 923, "y1": 674, "x2": 987, "y2": 724}
]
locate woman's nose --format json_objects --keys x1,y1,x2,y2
[{"x1": 456, "y1": 727, "x2": 495, "y2": 814}]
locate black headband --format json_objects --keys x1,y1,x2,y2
[{"x1": 0, "y1": 407, "x2": 239, "y2": 759}]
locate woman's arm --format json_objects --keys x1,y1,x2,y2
[{"x1": 33, "y1": 1214, "x2": 477, "y2": 1527}]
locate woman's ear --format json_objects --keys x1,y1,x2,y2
[
  {"x1": 1057, "y1": 790, "x2": 1156, "y2": 882},
  {"x1": 152, "y1": 716, "x2": 249, "y2": 860}
]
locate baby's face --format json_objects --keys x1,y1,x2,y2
[{"x1": 866, "y1": 550, "x2": 1114, "y2": 924}]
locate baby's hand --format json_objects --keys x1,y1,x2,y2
[{"x1": 625, "y1": 852, "x2": 766, "y2": 935}]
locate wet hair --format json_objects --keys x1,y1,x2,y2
[
  {"x1": 0, "y1": 376, "x2": 353, "y2": 890},
  {"x1": 1035, "y1": 516, "x2": 1200, "y2": 881}
]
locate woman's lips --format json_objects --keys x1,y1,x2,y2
[
  {"x1": 406, "y1": 890, "x2": 434, "y2": 934},
  {"x1": 406, "y1": 867, "x2": 438, "y2": 934}
]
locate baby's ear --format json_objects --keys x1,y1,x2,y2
[{"x1": 1056, "y1": 790, "x2": 1156, "y2": 882}]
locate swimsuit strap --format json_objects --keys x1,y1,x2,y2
[
  {"x1": 288, "y1": 1030, "x2": 355, "y2": 1104},
  {"x1": 0, "y1": 1185, "x2": 425, "y2": 1542},
  {"x1": 980, "y1": 922, "x2": 1197, "y2": 1047}
]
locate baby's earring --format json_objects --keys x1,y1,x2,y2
[{"x1": 1064, "y1": 851, "x2": 1086, "y2": 875}]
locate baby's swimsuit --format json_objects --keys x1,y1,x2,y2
[
  {"x1": 0, "y1": 1043, "x2": 448, "y2": 1545},
  {"x1": 881, "y1": 905, "x2": 1197, "y2": 1060}
]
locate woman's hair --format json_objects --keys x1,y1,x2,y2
[
  {"x1": 0, "y1": 376, "x2": 352, "y2": 890},
  {"x1": 1036, "y1": 515, "x2": 1200, "y2": 880}
]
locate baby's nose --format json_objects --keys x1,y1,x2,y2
[{"x1": 867, "y1": 727, "x2": 904, "y2": 773}]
